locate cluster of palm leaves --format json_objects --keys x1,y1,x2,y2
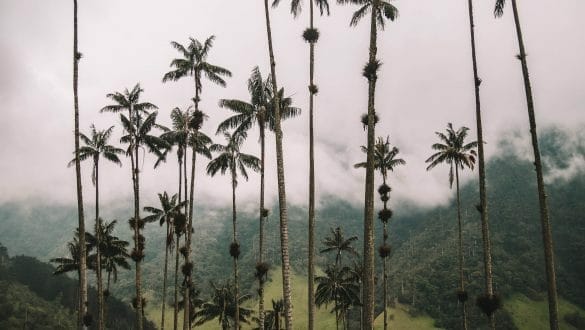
[
  {"x1": 51, "y1": 221, "x2": 130, "y2": 327},
  {"x1": 316, "y1": 227, "x2": 361, "y2": 330},
  {"x1": 66, "y1": 0, "x2": 559, "y2": 328}
]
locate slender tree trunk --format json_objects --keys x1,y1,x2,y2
[
  {"x1": 466, "y1": 1, "x2": 495, "y2": 328},
  {"x1": 362, "y1": 2, "x2": 379, "y2": 328},
  {"x1": 135, "y1": 141, "x2": 144, "y2": 330},
  {"x1": 77, "y1": 271, "x2": 82, "y2": 328},
  {"x1": 510, "y1": 1, "x2": 559, "y2": 328},
  {"x1": 161, "y1": 220, "x2": 170, "y2": 330},
  {"x1": 455, "y1": 167, "x2": 468, "y2": 330},
  {"x1": 107, "y1": 271, "x2": 111, "y2": 296},
  {"x1": 258, "y1": 121, "x2": 266, "y2": 329},
  {"x1": 174, "y1": 234, "x2": 180, "y2": 330},
  {"x1": 383, "y1": 227, "x2": 388, "y2": 330},
  {"x1": 183, "y1": 128, "x2": 198, "y2": 330},
  {"x1": 335, "y1": 297, "x2": 339, "y2": 330},
  {"x1": 72, "y1": 1, "x2": 88, "y2": 328},
  {"x1": 105, "y1": 271, "x2": 111, "y2": 323},
  {"x1": 307, "y1": 1, "x2": 317, "y2": 329},
  {"x1": 262, "y1": 1, "x2": 294, "y2": 328},
  {"x1": 174, "y1": 157, "x2": 182, "y2": 330},
  {"x1": 232, "y1": 168, "x2": 240, "y2": 329},
  {"x1": 95, "y1": 161, "x2": 105, "y2": 330},
  {"x1": 382, "y1": 177, "x2": 388, "y2": 330}
]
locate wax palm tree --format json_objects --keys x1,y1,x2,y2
[
  {"x1": 494, "y1": 1, "x2": 558, "y2": 328},
  {"x1": 315, "y1": 265, "x2": 361, "y2": 330},
  {"x1": 320, "y1": 227, "x2": 359, "y2": 268},
  {"x1": 426, "y1": 123, "x2": 477, "y2": 330},
  {"x1": 162, "y1": 35, "x2": 232, "y2": 112},
  {"x1": 71, "y1": 1, "x2": 88, "y2": 327},
  {"x1": 217, "y1": 67, "x2": 300, "y2": 326},
  {"x1": 86, "y1": 219, "x2": 130, "y2": 323},
  {"x1": 178, "y1": 287, "x2": 204, "y2": 326},
  {"x1": 355, "y1": 136, "x2": 405, "y2": 330},
  {"x1": 207, "y1": 131, "x2": 260, "y2": 329},
  {"x1": 93, "y1": 220, "x2": 130, "y2": 299},
  {"x1": 163, "y1": 37, "x2": 230, "y2": 329},
  {"x1": 454, "y1": 0, "x2": 498, "y2": 327},
  {"x1": 159, "y1": 106, "x2": 191, "y2": 330},
  {"x1": 100, "y1": 84, "x2": 161, "y2": 330},
  {"x1": 181, "y1": 110, "x2": 213, "y2": 329},
  {"x1": 51, "y1": 230, "x2": 92, "y2": 327},
  {"x1": 193, "y1": 281, "x2": 253, "y2": 330},
  {"x1": 261, "y1": 0, "x2": 295, "y2": 326},
  {"x1": 69, "y1": 125, "x2": 123, "y2": 330},
  {"x1": 143, "y1": 192, "x2": 187, "y2": 330},
  {"x1": 51, "y1": 234, "x2": 85, "y2": 277},
  {"x1": 261, "y1": 299, "x2": 284, "y2": 330},
  {"x1": 270, "y1": 0, "x2": 331, "y2": 324},
  {"x1": 337, "y1": 1, "x2": 398, "y2": 326}
]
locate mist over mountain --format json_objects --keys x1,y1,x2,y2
[{"x1": 1, "y1": 128, "x2": 584, "y2": 328}]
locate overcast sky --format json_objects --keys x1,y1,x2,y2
[{"x1": 1, "y1": 0, "x2": 584, "y2": 212}]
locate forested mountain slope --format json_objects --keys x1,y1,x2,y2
[{"x1": 1, "y1": 129, "x2": 583, "y2": 328}]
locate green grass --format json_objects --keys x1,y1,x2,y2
[
  {"x1": 506, "y1": 294, "x2": 585, "y2": 330},
  {"x1": 373, "y1": 303, "x2": 439, "y2": 330},
  {"x1": 257, "y1": 267, "x2": 337, "y2": 329},
  {"x1": 146, "y1": 267, "x2": 444, "y2": 329},
  {"x1": 145, "y1": 267, "x2": 337, "y2": 329}
]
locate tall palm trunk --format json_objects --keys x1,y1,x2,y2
[
  {"x1": 161, "y1": 219, "x2": 170, "y2": 330},
  {"x1": 76, "y1": 271, "x2": 82, "y2": 328},
  {"x1": 134, "y1": 127, "x2": 144, "y2": 330},
  {"x1": 510, "y1": 1, "x2": 558, "y2": 328},
  {"x1": 258, "y1": 119, "x2": 267, "y2": 328},
  {"x1": 262, "y1": 1, "x2": 294, "y2": 328},
  {"x1": 184, "y1": 126, "x2": 198, "y2": 330},
  {"x1": 466, "y1": 0, "x2": 495, "y2": 328},
  {"x1": 231, "y1": 168, "x2": 240, "y2": 329},
  {"x1": 95, "y1": 159, "x2": 105, "y2": 330},
  {"x1": 174, "y1": 155, "x2": 183, "y2": 330},
  {"x1": 105, "y1": 271, "x2": 111, "y2": 323},
  {"x1": 455, "y1": 166, "x2": 468, "y2": 330},
  {"x1": 335, "y1": 296, "x2": 339, "y2": 330},
  {"x1": 362, "y1": 2, "x2": 379, "y2": 328},
  {"x1": 72, "y1": 1, "x2": 88, "y2": 328},
  {"x1": 382, "y1": 178, "x2": 388, "y2": 330},
  {"x1": 307, "y1": 1, "x2": 317, "y2": 329}
]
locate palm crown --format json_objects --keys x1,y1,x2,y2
[
  {"x1": 426, "y1": 123, "x2": 478, "y2": 188},
  {"x1": 320, "y1": 226, "x2": 359, "y2": 266},
  {"x1": 85, "y1": 219, "x2": 130, "y2": 283},
  {"x1": 272, "y1": 0, "x2": 331, "y2": 16},
  {"x1": 339, "y1": 0, "x2": 399, "y2": 29},
  {"x1": 119, "y1": 111, "x2": 169, "y2": 163},
  {"x1": 494, "y1": 0, "x2": 506, "y2": 18},
  {"x1": 206, "y1": 131, "x2": 260, "y2": 186},
  {"x1": 354, "y1": 136, "x2": 406, "y2": 181},
  {"x1": 69, "y1": 125, "x2": 124, "y2": 184},
  {"x1": 100, "y1": 83, "x2": 158, "y2": 116},
  {"x1": 217, "y1": 67, "x2": 301, "y2": 136},
  {"x1": 162, "y1": 35, "x2": 232, "y2": 99},
  {"x1": 193, "y1": 281, "x2": 253, "y2": 329},
  {"x1": 143, "y1": 191, "x2": 187, "y2": 227}
]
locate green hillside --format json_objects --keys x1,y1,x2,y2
[
  {"x1": 0, "y1": 242, "x2": 155, "y2": 329},
  {"x1": 506, "y1": 294, "x2": 585, "y2": 330},
  {"x1": 0, "y1": 128, "x2": 584, "y2": 329}
]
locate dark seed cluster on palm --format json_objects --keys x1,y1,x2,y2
[
  {"x1": 476, "y1": 294, "x2": 502, "y2": 317},
  {"x1": 302, "y1": 28, "x2": 320, "y2": 43}
]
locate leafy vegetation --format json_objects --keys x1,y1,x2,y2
[{"x1": 0, "y1": 242, "x2": 155, "y2": 329}]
